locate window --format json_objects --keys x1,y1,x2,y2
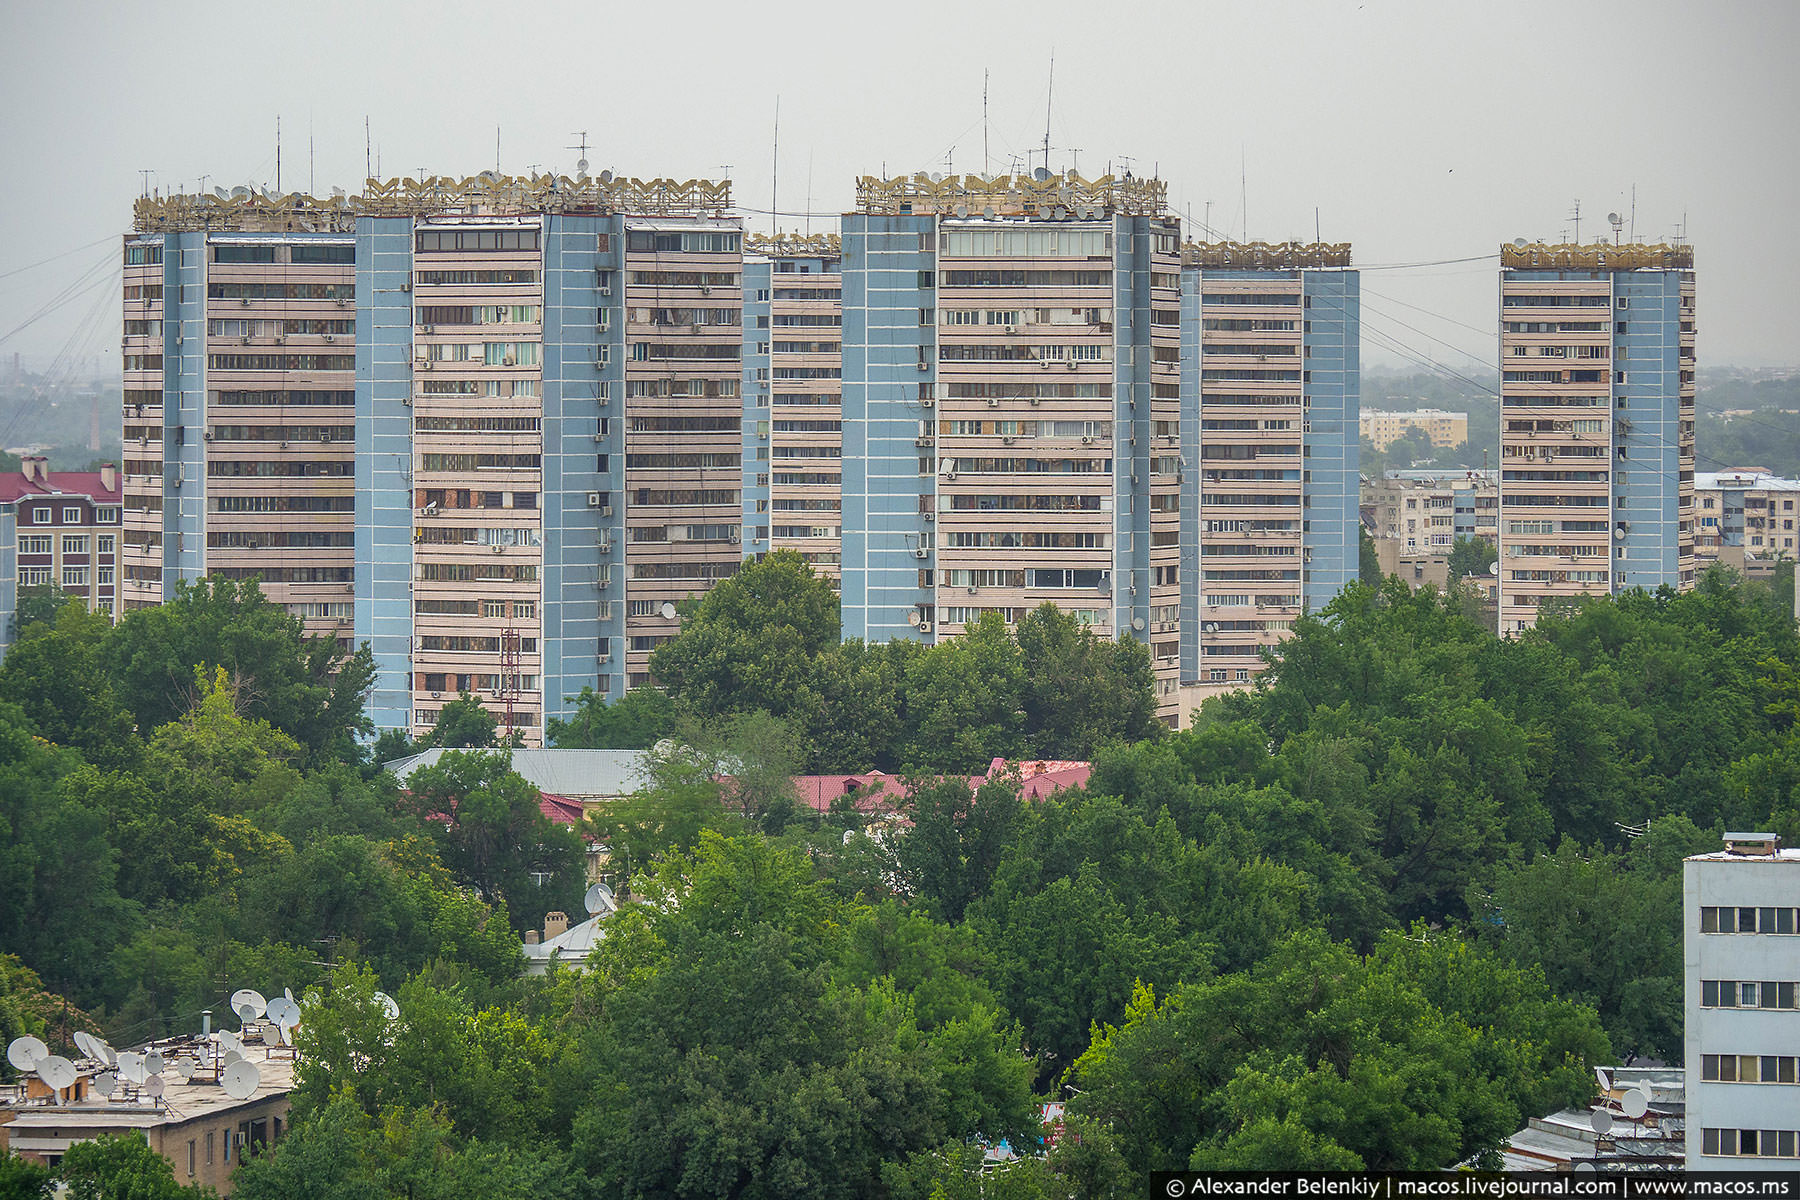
[
  {"x1": 62, "y1": 566, "x2": 88, "y2": 588},
  {"x1": 96, "y1": 535, "x2": 115, "y2": 555},
  {"x1": 97, "y1": 566, "x2": 114, "y2": 586},
  {"x1": 31, "y1": 507, "x2": 48, "y2": 523},
  {"x1": 1702, "y1": 906, "x2": 1800, "y2": 934},
  {"x1": 19, "y1": 535, "x2": 50, "y2": 555},
  {"x1": 62, "y1": 507, "x2": 80, "y2": 523},
  {"x1": 62, "y1": 535, "x2": 88, "y2": 555}
]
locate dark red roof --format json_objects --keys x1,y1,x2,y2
[{"x1": 0, "y1": 470, "x2": 119, "y2": 504}]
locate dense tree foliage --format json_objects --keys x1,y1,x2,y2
[{"x1": 1, "y1": 567, "x2": 1793, "y2": 1191}]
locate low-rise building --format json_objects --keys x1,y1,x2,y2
[
  {"x1": 0, "y1": 456, "x2": 121, "y2": 657},
  {"x1": 1694, "y1": 470, "x2": 1800, "y2": 579},
  {"x1": 1684, "y1": 832, "x2": 1800, "y2": 1168},
  {"x1": 1360, "y1": 407, "x2": 1469, "y2": 450}
]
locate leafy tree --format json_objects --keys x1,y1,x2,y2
[
  {"x1": 900, "y1": 613, "x2": 1026, "y2": 772},
  {"x1": 1447, "y1": 535, "x2": 1497, "y2": 583},
  {"x1": 648, "y1": 549, "x2": 840, "y2": 720},
  {"x1": 0, "y1": 1146, "x2": 52, "y2": 1200},
  {"x1": 896, "y1": 775, "x2": 1024, "y2": 923},
  {"x1": 58, "y1": 1131, "x2": 215, "y2": 1199},
  {"x1": 585, "y1": 738, "x2": 738, "y2": 884},
  {"x1": 0, "y1": 597, "x2": 140, "y2": 769},
  {"x1": 802, "y1": 638, "x2": 916, "y2": 773},
  {"x1": 422, "y1": 691, "x2": 500, "y2": 749},
  {"x1": 400, "y1": 751, "x2": 585, "y2": 930},
  {"x1": 1014, "y1": 603, "x2": 1161, "y2": 757},
  {"x1": 546, "y1": 684, "x2": 677, "y2": 749},
  {"x1": 1359, "y1": 524, "x2": 1383, "y2": 586},
  {"x1": 9, "y1": 582, "x2": 84, "y2": 639},
  {"x1": 105, "y1": 577, "x2": 375, "y2": 764}
]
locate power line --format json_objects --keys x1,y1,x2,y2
[{"x1": 0, "y1": 235, "x2": 118, "y2": 285}]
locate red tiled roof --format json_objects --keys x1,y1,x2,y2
[
  {"x1": 0, "y1": 471, "x2": 120, "y2": 504},
  {"x1": 539, "y1": 792, "x2": 586, "y2": 826},
  {"x1": 787, "y1": 760, "x2": 1090, "y2": 814}
]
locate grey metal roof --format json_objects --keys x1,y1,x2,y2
[{"x1": 382, "y1": 748, "x2": 650, "y2": 797}]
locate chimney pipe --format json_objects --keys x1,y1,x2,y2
[
  {"x1": 202, "y1": 1010, "x2": 212, "y2": 1035},
  {"x1": 100, "y1": 462, "x2": 117, "y2": 492}
]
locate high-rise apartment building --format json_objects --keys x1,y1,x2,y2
[
  {"x1": 122, "y1": 205, "x2": 358, "y2": 640},
  {"x1": 840, "y1": 173, "x2": 1184, "y2": 720},
  {"x1": 1695, "y1": 470, "x2": 1800, "y2": 577},
  {"x1": 1496, "y1": 243, "x2": 1695, "y2": 633},
  {"x1": 1179, "y1": 242, "x2": 1359, "y2": 699},
  {"x1": 741, "y1": 234, "x2": 843, "y2": 581},
  {"x1": 1684, "y1": 832, "x2": 1800, "y2": 1168},
  {"x1": 131, "y1": 175, "x2": 742, "y2": 743}
]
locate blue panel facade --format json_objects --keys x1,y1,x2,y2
[
  {"x1": 1112, "y1": 216, "x2": 1155, "y2": 634},
  {"x1": 163, "y1": 232, "x2": 208, "y2": 586},
  {"x1": 1612, "y1": 270, "x2": 1684, "y2": 590},
  {"x1": 542, "y1": 215, "x2": 623, "y2": 713},
  {"x1": 354, "y1": 219, "x2": 417, "y2": 735},
  {"x1": 1178, "y1": 269, "x2": 1202, "y2": 679},
  {"x1": 741, "y1": 261, "x2": 772, "y2": 546},
  {"x1": 840, "y1": 214, "x2": 935, "y2": 643},
  {"x1": 1301, "y1": 270, "x2": 1360, "y2": 612}
]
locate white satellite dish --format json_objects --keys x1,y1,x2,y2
[
  {"x1": 584, "y1": 882, "x2": 616, "y2": 916},
  {"x1": 117, "y1": 1051, "x2": 146, "y2": 1084},
  {"x1": 37, "y1": 1056, "x2": 77, "y2": 1092},
  {"x1": 1591, "y1": 1109, "x2": 1613, "y2": 1135},
  {"x1": 1621, "y1": 1089, "x2": 1649, "y2": 1119},
  {"x1": 144, "y1": 1074, "x2": 166, "y2": 1099},
  {"x1": 276, "y1": 1023, "x2": 291, "y2": 1047},
  {"x1": 144, "y1": 1051, "x2": 165, "y2": 1075},
  {"x1": 373, "y1": 991, "x2": 401, "y2": 1022},
  {"x1": 221, "y1": 1049, "x2": 243, "y2": 1069},
  {"x1": 954, "y1": 204, "x2": 970, "y2": 218},
  {"x1": 658, "y1": 601, "x2": 676, "y2": 620},
  {"x1": 221, "y1": 1060, "x2": 261, "y2": 1101},
  {"x1": 174, "y1": 1057, "x2": 197, "y2": 1081},
  {"x1": 231, "y1": 989, "x2": 267, "y2": 1021},
  {"x1": 6, "y1": 1035, "x2": 47, "y2": 1072},
  {"x1": 284, "y1": 987, "x2": 296, "y2": 1005},
  {"x1": 1512, "y1": 237, "x2": 1528, "y2": 248},
  {"x1": 93, "y1": 1070, "x2": 119, "y2": 1097},
  {"x1": 218, "y1": 1029, "x2": 243, "y2": 1056},
  {"x1": 73, "y1": 1031, "x2": 101, "y2": 1061},
  {"x1": 266, "y1": 997, "x2": 301, "y2": 1027}
]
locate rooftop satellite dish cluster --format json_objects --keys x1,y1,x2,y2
[{"x1": 6, "y1": 982, "x2": 312, "y2": 1106}]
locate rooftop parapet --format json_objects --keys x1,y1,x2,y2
[
  {"x1": 132, "y1": 172, "x2": 734, "y2": 234},
  {"x1": 1183, "y1": 240, "x2": 1353, "y2": 270},
  {"x1": 1501, "y1": 242, "x2": 1694, "y2": 271},
  {"x1": 746, "y1": 232, "x2": 842, "y2": 258},
  {"x1": 852, "y1": 171, "x2": 1168, "y2": 219}
]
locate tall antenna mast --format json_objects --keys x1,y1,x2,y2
[
  {"x1": 983, "y1": 69, "x2": 990, "y2": 176},
  {"x1": 1570, "y1": 198, "x2": 1582, "y2": 244},
  {"x1": 309, "y1": 115, "x2": 315, "y2": 194},
  {"x1": 365, "y1": 116, "x2": 372, "y2": 180},
  {"x1": 1240, "y1": 145, "x2": 1247, "y2": 241},
  {"x1": 1630, "y1": 184, "x2": 1637, "y2": 243},
  {"x1": 771, "y1": 96, "x2": 781, "y2": 237},
  {"x1": 496, "y1": 125, "x2": 502, "y2": 174},
  {"x1": 1042, "y1": 52, "x2": 1054, "y2": 174},
  {"x1": 275, "y1": 115, "x2": 282, "y2": 193}
]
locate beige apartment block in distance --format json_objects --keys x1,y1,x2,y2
[
  {"x1": 1497, "y1": 243, "x2": 1695, "y2": 633},
  {"x1": 120, "y1": 217, "x2": 357, "y2": 641},
  {"x1": 1694, "y1": 470, "x2": 1800, "y2": 579},
  {"x1": 741, "y1": 234, "x2": 843, "y2": 581},
  {"x1": 1359, "y1": 407, "x2": 1469, "y2": 450}
]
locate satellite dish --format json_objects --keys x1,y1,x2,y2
[
  {"x1": 218, "y1": 1029, "x2": 242, "y2": 1056},
  {"x1": 231, "y1": 186, "x2": 250, "y2": 200},
  {"x1": 373, "y1": 991, "x2": 401, "y2": 1022},
  {"x1": 1607, "y1": 212, "x2": 1623, "y2": 227},
  {"x1": 929, "y1": 173, "x2": 944, "y2": 183},
  {"x1": 276, "y1": 1023, "x2": 291, "y2": 1047},
  {"x1": 144, "y1": 1051, "x2": 165, "y2": 1075},
  {"x1": 231, "y1": 989, "x2": 267, "y2": 1021},
  {"x1": 1573, "y1": 1162, "x2": 1597, "y2": 1174},
  {"x1": 284, "y1": 987, "x2": 296, "y2": 1005},
  {"x1": 1591, "y1": 1109, "x2": 1613, "y2": 1135},
  {"x1": 266, "y1": 997, "x2": 301, "y2": 1027},
  {"x1": 144, "y1": 1074, "x2": 166, "y2": 1099},
  {"x1": 906, "y1": 610, "x2": 921, "y2": 627},
  {"x1": 221, "y1": 1049, "x2": 243, "y2": 1069},
  {"x1": 221, "y1": 1061, "x2": 261, "y2": 1101},
  {"x1": 1131, "y1": 616, "x2": 1146, "y2": 631},
  {"x1": 1512, "y1": 237, "x2": 1528, "y2": 248},
  {"x1": 236, "y1": 1004, "x2": 258, "y2": 1025},
  {"x1": 1032, "y1": 166, "x2": 1052, "y2": 182},
  {"x1": 6, "y1": 1036, "x2": 47, "y2": 1071},
  {"x1": 1488, "y1": 561, "x2": 1500, "y2": 576},
  {"x1": 93, "y1": 1070, "x2": 119, "y2": 1097},
  {"x1": 584, "y1": 882, "x2": 616, "y2": 916},
  {"x1": 97, "y1": 1041, "x2": 117, "y2": 1067},
  {"x1": 37, "y1": 1056, "x2": 77, "y2": 1092},
  {"x1": 658, "y1": 601, "x2": 676, "y2": 620},
  {"x1": 576, "y1": 158, "x2": 590, "y2": 176},
  {"x1": 1621, "y1": 1089, "x2": 1649, "y2": 1119},
  {"x1": 117, "y1": 1051, "x2": 146, "y2": 1084},
  {"x1": 174, "y1": 1057, "x2": 197, "y2": 1081},
  {"x1": 983, "y1": 206, "x2": 996, "y2": 219},
  {"x1": 73, "y1": 1031, "x2": 102, "y2": 1061}
]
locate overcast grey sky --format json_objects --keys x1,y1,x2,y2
[{"x1": 4, "y1": 0, "x2": 1797, "y2": 378}]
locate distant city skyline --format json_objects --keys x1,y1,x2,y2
[{"x1": 3, "y1": 0, "x2": 1798, "y2": 376}]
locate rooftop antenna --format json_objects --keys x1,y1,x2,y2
[
  {"x1": 309, "y1": 115, "x2": 315, "y2": 194},
  {"x1": 983, "y1": 68, "x2": 990, "y2": 176},
  {"x1": 771, "y1": 95, "x2": 780, "y2": 237},
  {"x1": 1240, "y1": 145, "x2": 1247, "y2": 241},
  {"x1": 1607, "y1": 211, "x2": 1623, "y2": 244},
  {"x1": 805, "y1": 151, "x2": 814, "y2": 235},
  {"x1": 1629, "y1": 183, "x2": 1637, "y2": 243},
  {"x1": 1041, "y1": 51, "x2": 1054, "y2": 176},
  {"x1": 1315, "y1": 206, "x2": 1321, "y2": 244},
  {"x1": 1570, "y1": 198, "x2": 1581, "y2": 244},
  {"x1": 1067, "y1": 148, "x2": 1082, "y2": 176},
  {"x1": 568, "y1": 131, "x2": 590, "y2": 177},
  {"x1": 365, "y1": 116, "x2": 372, "y2": 181},
  {"x1": 496, "y1": 124, "x2": 502, "y2": 175}
]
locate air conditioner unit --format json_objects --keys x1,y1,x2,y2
[
  {"x1": 922, "y1": 512, "x2": 934, "y2": 522},
  {"x1": 1081, "y1": 435, "x2": 1092, "y2": 445},
  {"x1": 1029, "y1": 396, "x2": 1040, "y2": 406},
  {"x1": 945, "y1": 471, "x2": 957, "y2": 481},
  {"x1": 600, "y1": 505, "x2": 613, "y2": 516},
  {"x1": 344, "y1": 583, "x2": 355, "y2": 592},
  {"x1": 1003, "y1": 436, "x2": 1015, "y2": 445},
  {"x1": 279, "y1": 441, "x2": 289, "y2": 448},
  {"x1": 967, "y1": 585, "x2": 978, "y2": 594},
  {"x1": 599, "y1": 285, "x2": 612, "y2": 297},
  {"x1": 336, "y1": 297, "x2": 348, "y2": 307},
  {"x1": 914, "y1": 548, "x2": 928, "y2": 559},
  {"x1": 203, "y1": 430, "x2": 213, "y2": 440},
  {"x1": 1066, "y1": 360, "x2": 1077, "y2": 370},
  {"x1": 240, "y1": 336, "x2": 251, "y2": 345},
  {"x1": 987, "y1": 398, "x2": 999, "y2": 408},
  {"x1": 502, "y1": 355, "x2": 517, "y2": 366},
  {"x1": 422, "y1": 324, "x2": 435, "y2": 334},
  {"x1": 1004, "y1": 325, "x2": 1017, "y2": 335},
  {"x1": 916, "y1": 361, "x2": 929, "y2": 372},
  {"x1": 587, "y1": 492, "x2": 603, "y2": 507},
  {"x1": 420, "y1": 360, "x2": 434, "y2": 370},
  {"x1": 401, "y1": 281, "x2": 411, "y2": 292},
  {"x1": 324, "y1": 334, "x2": 336, "y2": 343},
  {"x1": 241, "y1": 298, "x2": 251, "y2": 307},
  {"x1": 920, "y1": 397, "x2": 935, "y2": 408},
  {"x1": 1040, "y1": 358, "x2": 1052, "y2": 369},
  {"x1": 917, "y1": 622, "x2": 932, "y2": 634},
  {"x1": 729, "y1": 535, "x2": 741, "y2": 544},
  {"x1": 597, "y1": 652, "x2": 611, "y2": 664}
]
